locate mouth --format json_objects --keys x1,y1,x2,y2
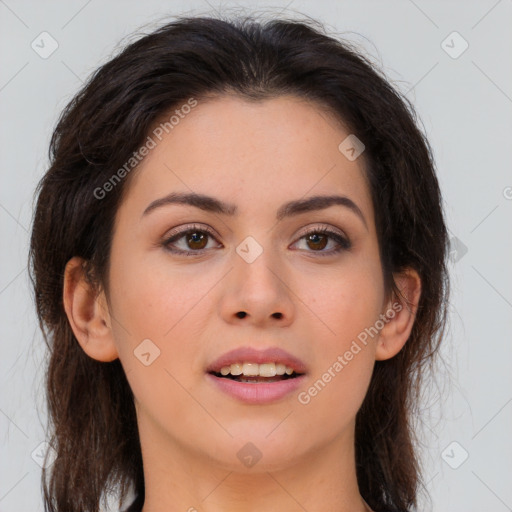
[
  {"x1": 206, "y1": 347, "x2": 307, "y2": 404},
  {"x1": 208, "y1": 362, "x2": 304, "y2": 383}
]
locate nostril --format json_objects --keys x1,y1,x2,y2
[{"x1": 236, "y1": 311, "x2": 247, "y2": 319}]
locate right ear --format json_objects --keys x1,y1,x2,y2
[{"x1": 62, "y1": 256, "x2": 119, "y2": 362}]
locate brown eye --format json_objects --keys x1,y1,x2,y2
[
  {"x1": 305, "y1": 232, "x2": 329, "y2": 251},
  {"x1": 185, "y1": 231, "x2": 209, "y2": 250},
  {"x1": 162, "y1": 224, "x2": 221, "y2": 256},
  {"x1": 293, "y1": 227, "x2": 351, "y2": 256}
]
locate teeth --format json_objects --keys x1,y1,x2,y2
[
  {"x1": 217, "y1": 362, "x2": 297, "y2": 377},
  {"x1": 242, "y1": 362, "x2": 259, "y2": 376},
  {"x1": 230, "y1": 363, "x2": 243, "y2": 376},
  {"x1": 259, "y1": 363, "x2": 276, "y2": 377}
]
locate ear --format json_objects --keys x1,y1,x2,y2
[
  {"x1": 375, "y1": 268, "x2": 422, "y2": 361},
  {"x1": 62, "y1": 256, "x2": 119, "y2": 362}
]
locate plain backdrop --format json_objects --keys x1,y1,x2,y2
[{"x1": 1, "y1": 1, "x2": 511, "y2": 511}]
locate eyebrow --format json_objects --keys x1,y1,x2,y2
[{"x1": 141, "y1": 192, "x2": 368, "y2": 230}]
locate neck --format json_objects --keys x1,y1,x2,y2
[{"x1": 137, "y1": 415, "x2": 370, "y2": 512}]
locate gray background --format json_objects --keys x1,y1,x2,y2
[{"x1": 1, "y1": 0, "x2": 511, "y2": 511}]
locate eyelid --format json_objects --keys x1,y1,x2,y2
[
  {"x1": 163, "y1": 222, "x2": 220, "y2": 241},
  {"x1": 291, "y1": 224, "x2": 351, "y2": 255},
  {"x1": 294, "y1": 223, "x2": 347, "y2": 240}
]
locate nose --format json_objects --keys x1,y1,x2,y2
[{"x1": 219, "y1": 248, "x2": 295, "y2": 328}]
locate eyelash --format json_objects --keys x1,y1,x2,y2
[{"x1": 161, "y1": 223, "x2": 351, "y2": 257}]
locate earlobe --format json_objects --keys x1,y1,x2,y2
[
  {"x1": 375, "y1": 268, "x2": 422, "y2": 361},
  {"x1": 62, "y1": 256, "x2": 119, "y2": 362}
]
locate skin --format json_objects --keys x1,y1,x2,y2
[{"x1": 63, "y1": 95, "x2": 421, "y2": 512}]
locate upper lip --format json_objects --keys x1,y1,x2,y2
[{"x1": 206, "y1": 346, "x2": 308, "y2": 374}]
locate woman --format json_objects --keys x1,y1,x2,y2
[{"x1": 29, "y1": 12, "x2": 450, "y2": 512}]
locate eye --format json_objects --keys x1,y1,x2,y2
[
  {"x1": 161, "y1": 223, "x2": 351, "y2": 257},
  {"x1": 292, "y1": 225, "x2": 351, "y2": 256},
  {"x1": 162, "y1": 224, "x2": 221, "y2": 256}
]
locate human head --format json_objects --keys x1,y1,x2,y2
[{"x1": 29, "y1": 13, "x2": 449, "y2": 512}]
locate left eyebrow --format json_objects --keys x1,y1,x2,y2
[{"x1": 141, "y1": 192, "x2": 368, "y2": 231}]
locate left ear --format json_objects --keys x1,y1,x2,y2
[{"x1": 375, "y1": 267, "x2": 422, "y2": 361}]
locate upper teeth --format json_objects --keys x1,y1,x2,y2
[{"x1": 219, "y1": 362, "x2": 295, "y2": 377}]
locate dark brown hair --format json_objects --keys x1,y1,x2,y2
[{"x1": 29, "y1": 12, "x2": 450, "y2": 512}]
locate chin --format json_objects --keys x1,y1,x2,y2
[{"x1": 199, "y1": 424, "x2": 310, "y2": 472}]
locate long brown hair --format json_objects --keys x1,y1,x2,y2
[{"x1": 29, "y1": 12, "x2": 450, "y2": 512}]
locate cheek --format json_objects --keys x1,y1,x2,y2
[
  {"x1": 108, "y1": 246, "x2": 212, "y2": 342},
  {"x1": 297, "y1": 353, "x2": 374, "y2": 447},
  {"x1": 106, "y1": 249, "x2": 208, "y2": 399},
  {"x1": 107, "y1": 255, "x2": 210, "y2": 427},
  {"x1": 293, "y1": 256, "x2": 381, "y2": 418},
  {"x1": 298, "y1": 288, "x2": 378, "y2": 433},
  {"x1": 299, "y1": 254, "x2": 384, "y2": 347}
]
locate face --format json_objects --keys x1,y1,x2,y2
[{"x1": 104, "y1": 95, "x2": 389, "y2": 472}]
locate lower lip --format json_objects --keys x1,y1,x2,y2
[{"x1": 206, "y1": 373, "x2": 306, "y2": 404}]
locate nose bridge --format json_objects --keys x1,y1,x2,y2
[
  {"x1": 220, "y1": 233, "x2": 295, "y2": 325},
  {"x1": 235, "y1": 234, "x2": 286, "y2": 299}
]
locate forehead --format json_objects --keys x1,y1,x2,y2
[{"x1": 119, "y1": 94, "x2": 374, "y2": 227}]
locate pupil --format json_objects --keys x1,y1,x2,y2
[
  {"x1": 189, "y1": 232, "x2": 207, "y2": 249},
  {"x1": 308, "y1": 233, "x2": 327, "y2": 250}
]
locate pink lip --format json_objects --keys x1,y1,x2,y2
[
  {"x1": 206, "y1": 346, "x2": 307, "y2": 374},
  {"x1": 205, "y1": 346, "x2": 307, "y2": 405},
  {"x1": 206, "y1": 373, "x2": 306, "y2": 404}
]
